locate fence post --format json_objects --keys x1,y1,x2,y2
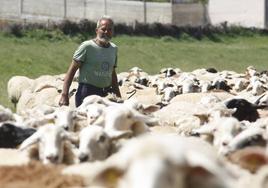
[
  {"x1": 104, "y1": 0, "x2": 107, "y2": 15},
  {"x1": 64, "y1": 0, "x2": 67, "y2": 18},
  {"x1": 143, "y1": 0, "x2": 147, "y2": 23},
  {"x1": 84, "y1": 0, "x2": 87, "y2": 18},
  {"x1": 19, "y1": 0, "x2": 23, "y2": 17},
  {"x1": 265, "y1": 0, "x2": 268, "y2": 28}
]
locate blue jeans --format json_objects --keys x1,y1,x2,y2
[{"x1": 75, "y1": 83, "x2": 112, "y2": 107}]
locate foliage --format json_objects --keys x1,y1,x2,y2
[{"x1": 2, "y1": 19, "x2": 267, "y2": 41}]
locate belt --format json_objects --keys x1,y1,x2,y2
[{"x1": 79, "y1": 83, "x2": 112, "y2": 93}]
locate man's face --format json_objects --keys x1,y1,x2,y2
[{"x1": 96, "y1": 19, "x2": 113, "y2": 44}]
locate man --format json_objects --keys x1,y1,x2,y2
[{"x1": 59, "y1": 16, "x2": 121, "y2": 107}]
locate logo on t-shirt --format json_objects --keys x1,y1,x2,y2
[{"x1": 101, "y1": 62, "x2": 109, "y2": 71}]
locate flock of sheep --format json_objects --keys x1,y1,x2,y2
[{"x1": 1, "y1": 65, "x2": 268, "y2": 188}]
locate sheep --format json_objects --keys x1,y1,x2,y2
[
  {"x1": 159, "y1": 67, "x2": 177, "y2": 77},
  {"x1": 0, "y1": 105, "x2": 15, "y2": 122},
  {"x1": 0, "y1": 148, "x2": 30, "y2": 166},
  {"x1": 63, "y1": 134, "x2": 235, "y2": 188},
  {"x1": 224, "y1": 98, "x2": 261, "y2": 122},
  {"x1": 19, "y1": 124, "x2": 77, "y2": 164},
  {"x1": 255, "y1": 91, "x2": 268, "y2": 106},
  {"x1": 30, "y1": 74, "x2": 64, "y2": 93},
  {"x1": 16, "y1": 82, "x2": 77, "y2": 114},
  {"x1": 78, "y1": 125, "x2": 111, "y2": 162},
  {"x1": 227, "y1": 146, "x2": 267, "y2": 173},
  {"x1": 18, "y1": 105, "x2": 85, "y2": 131},
  {"x1": 129, "y1": 67, "x2": 148, "y2": 77},
  {"x1": 7, "y1": 75, "x2": 34, "y2": 106},
  {"x1": 120, "y1": 86, "x2": 162, "y2": 106},
  {"x1": 192, "y1": 117, "x2": 242, "y2": 155},
  {"x1": 233, "y1": 78, "x2": 249, "y2": 92},
  {"x1": 78, "y1": 125, "x2": 130, "y2": 163},
  {"x1": 47, "y1": 105, "x2": 82, "y2": 131},
  {"x1": 161, "y1": 86, "x2": 179, "y2": 103},
  {"x1": 236, "y1": 165, "x2": 268, "y2": 188},
  {"x1": 223, "y1": 126, "x2": 266, "y2": 155},
  {"x1": 170, "y1": 91, "x2": 234, "y2": 104},
  {"x1": 80, "y1": 103, "x2": 106, "y2": 126},
  {"x1": 152, "y1": 100, "x2": 207, "y2": 127},
  {"x1": 181, "y1": 78, "x2": 200, "y2": 94},
  {"x1": 0, "y1": 122, "x2": 36, "y2": 148},
  {"x1": 103, "y1": 104, "x2": 155, "y2": 137},
  {"x1": 123, "y1": 98, "x2": 160, "y2": 115},
  {"x1": 210, "y1": 79, "x2": 232, "y2": 92},
  {"x1": 245, "y1": 66, "x2": 258, "y2": 77},
  {"x1": 77, "y1": 95, "x2": 117, "y2": 110}
]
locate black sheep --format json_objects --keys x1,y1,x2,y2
[
  {"x1": 0, "y1": 123, "x2": 36, "y2": 148},
  {"x1": 225, "y1": 98, "x2": 267, "y2": 122}
]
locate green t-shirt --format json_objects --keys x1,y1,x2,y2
[{"x1": 73, "y1": 40, "x2": 117, "y2": 88}]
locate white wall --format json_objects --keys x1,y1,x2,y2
[
  {"x1": 0, "y1": 0, "x2": 266, "y2": 28},
  {"x1": 0, "y1": 0, "x2": 20, "y2": 19},
  {"x1": 209, "y1": 0, "x2": 265, "y2": 28}
]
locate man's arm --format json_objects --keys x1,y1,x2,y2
[
  {"x1": 111, "y1": 67, "x2": 121, "y2": 98},
  {"x1": 59, "y1": 60, "x2": 81, "y2": 106}
]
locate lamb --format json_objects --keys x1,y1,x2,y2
[{"x1": 19, "y1": 124, "x2": 77, "y2": 164}]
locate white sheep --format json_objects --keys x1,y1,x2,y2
[
  {"x1": 78, "y1": 125, "x2": 129, "y2": 162},
  {"x1": 103, "y1": 104, "x2": 155, "y2": 137},
  {"x1": 7, "y1": 75, "x2": 34, "y2": 106},
  {"x1": 19, "y1": 124, "x2": 77, "y2": 164},
  {"x1": 0, "y1": 148, "x2": 30, "y2": 166},
  {"x1": 192, "y1": 117, "x2": 242, "y2": 155},
  {"x1": 63, "y1": 134, "x2": 235, "y2": 188}
]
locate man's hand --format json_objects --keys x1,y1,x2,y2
[{"x1": 59, "y1": 94, "x2": 69, "y2": 106}]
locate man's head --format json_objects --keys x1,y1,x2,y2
[{"x1": 95, "y1": 16, "x2": 114, "y2": 45}]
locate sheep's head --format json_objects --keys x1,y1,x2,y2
[
  {"x1": 78, "y1": 125, "x2": 111, "y2": 162},
  {"x1": 20, "y1": 124, "x2": 76, "y2": 164}
]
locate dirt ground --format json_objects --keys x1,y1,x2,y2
[{"x1": 0, "y1": 161, "x2": 85, "y2": 188}]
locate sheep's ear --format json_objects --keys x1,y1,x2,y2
[
  {"x1": 19, "y1": 132, "x2": 41, "y2": 151},
  {"x1": 192, "y1": 123, "x2": 216, "y2": 135},
  {"x1": 160, "y1": 68, "x2": 167, "y2": 73},
  {"x1": 227, "y1": 108, "x2": 237, "y2": 115},
  {"x1": 61, "y1": 131, "x2": 79, "y2": 145},
  {"x1": 132, "y1": 111, "x2": 158, "y2": 126},
  {"x1": 194, "y1": 113, "x2": 209, "y2": 124},
  {"x1": 109, "y1": 130, "x2": 132, "y2": 141},
  {"x1": 44, "y1": 111, "x2": 57, "y2": 120},
  {"x1": 73, "y1": 110, "x2": 87, "y2": 120},
  {"x1": 142, "y1": 104, "x2": 160, "y2": 114}
]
